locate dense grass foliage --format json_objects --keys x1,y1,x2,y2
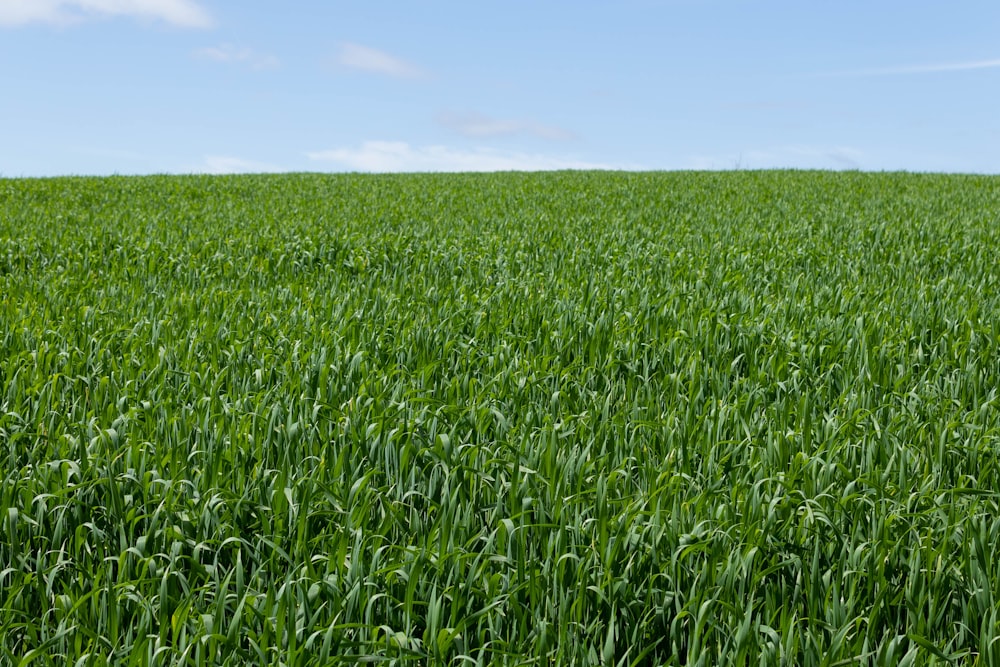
[{"x1": 2, "y1": 171, "x2": 1000, "y2": 665}]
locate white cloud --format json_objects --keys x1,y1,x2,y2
[
  {"x1": 306, "y1": 141, "x2": 624, "y2": 173},
  {"x1": 0, "y1": 0, "x2": 212, "y2": 28},
  {"x1": 194, "y1": 44, "x2": 280, "y2": 70},
  {"x1": 190, "y1": 156, "x2": 287, "y2": 174},
  {"x1": 334, "y1": 42, "x2": 426, "y2": 79},
  {"x1": 436, "y1": 111, "x2": 576, "y2": 141},
  {"x1": 823, "y1": 58, "x2": 1000, "y2": 77},
  {"x1": 688, "y1": 145, "x2": 864, "y2": 170}
]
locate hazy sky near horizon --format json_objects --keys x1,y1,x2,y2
[{"x1": 2, "y1": 1, "x2": 998, "y2": 176}]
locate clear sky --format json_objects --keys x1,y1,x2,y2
[{"x1": 2, "y1": 1, "x2": 998, "y2": 175}]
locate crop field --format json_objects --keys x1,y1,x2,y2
[{"x1": 2, "y1": 171, "x2": 1000, "y2": 665}]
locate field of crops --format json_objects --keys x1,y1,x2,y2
[{"x1": 2, "y1": 171, "x2": 1000, "y2": 665}]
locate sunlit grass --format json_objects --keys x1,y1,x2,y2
[{"x1": 2, "y1": 171, "x2": 1000, "y2": 665}]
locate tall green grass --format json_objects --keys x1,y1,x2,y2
[{"x1": 2, "y1": 171, "x2": 1000, "y2": 665}]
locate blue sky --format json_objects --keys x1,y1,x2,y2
[{"x1": 2, "y1": 0, "x2": 998, "y2": 175}]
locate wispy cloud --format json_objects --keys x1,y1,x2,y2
[
  {"x1": 189, "y1": 155, "x2": 287, "y2": 174},
  {"x1": 822, "y1": 58, "x2": 1000, "y2": 77},
  {"x1": 436, "y1": 111, "x2": 576, "y2": 141},
  {"x1": 0, "y1": 0, "x2": 213, "y2": 28},
  {"x1": 688, "y1": 145, "x2": 864, "y2": 170},
  {"x1": 194, "y1": 44, "x2": 279, "y2": 70},
  {"x1": 307, "y1": 141, "x2": 624, "y2": 172},
  {"x1": 334, "y1": 42, "x2": 426, "y2": 79}
]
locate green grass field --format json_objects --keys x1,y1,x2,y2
[{"x1": 3, "y1": 171, "x2": 1000, "y2": 665}]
